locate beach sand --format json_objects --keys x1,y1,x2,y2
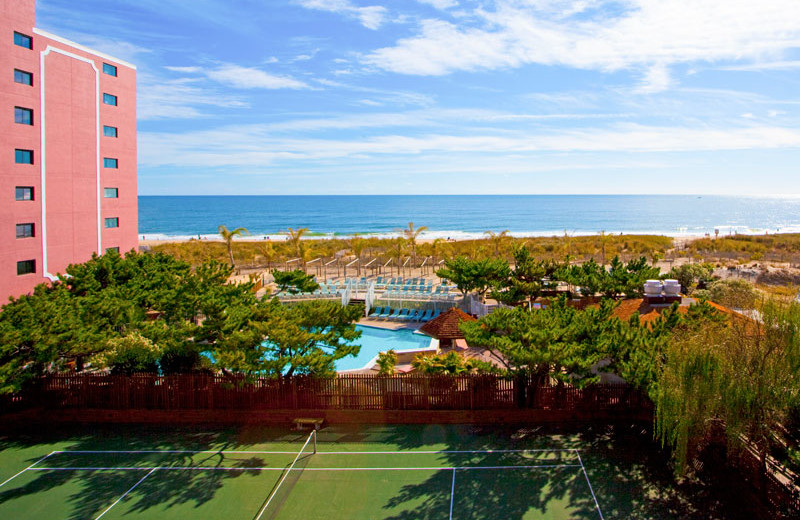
[{"x1": 139, "y1": 233, "x2": 709, "y2": 249}]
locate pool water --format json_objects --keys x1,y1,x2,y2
[{"x1": 337, "y1": 325, "x2": 433, "y2": 371}]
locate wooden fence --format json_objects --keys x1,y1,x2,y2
[
  {"x1": 732, "y1": 436, "x2": 800, "y2": 517},
  {"x1": 14, "y1": 373, "x2": 648, "y2": 413}
]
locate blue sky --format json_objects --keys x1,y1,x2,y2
[{"x1": 37, "y1": 0, "x2": 800, "y2": 195}]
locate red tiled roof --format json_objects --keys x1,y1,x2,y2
[
  {"x1": 608, "y1": 298, "x2": 742, "y2": 324},
  {"x1": 420, "y1": 307, "x2": 477, "y2": 339}
]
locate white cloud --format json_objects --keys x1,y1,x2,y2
[
  {"x1": 294, "y1": 0, "x2": 388, "y2": 30},
  {"x1": 139, "y1": 121, "x2": 800, "y2": 167},
  {"x1": 719, "y1": 60, "x2": 800, "y2": 71},
  {"x1": 165, "y1": 66, "x2": 203, "y2": 73},
  {"x1": 363, "y1": 0, "x2": 800, "y2": 85},
  {"x1": 137, "y1": 76, "x2": 248, "y2": 120},
  {"x1": 635, "y1": 63, "x2": 672, "y2": 94},
  {"x1": 205, "y1": 64, "x2": 310, "y2": 89},
  {"x1": 251, "y1": 108, "x2": 626, "y2": 133},
  {"x1": 165, "y1": 63, "x2": 310, "y2": 89},
  {"x1": 417, "y1": 0, "x2": 458, "y2": 9}
]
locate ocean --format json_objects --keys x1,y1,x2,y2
[{"x1": 138, "y1": 195, "x2": 800, "y2": 240}]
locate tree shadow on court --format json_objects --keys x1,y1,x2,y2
[
  {"x1": 0, "y1": 424, "x2": 308, "y2": 520},
  {"x1": 574, "y1": 423, "x2": 771, "y2": 520},
  {"x1": 375, "y1": 424, "x2": 597, "y2": 520},
  {"x1": 373, "y1": 423, "x2": 773, "y2": 520}
]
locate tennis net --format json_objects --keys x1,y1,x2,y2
[{"x1": 254, "y1": 429, "x2": 317, "y2": 520}]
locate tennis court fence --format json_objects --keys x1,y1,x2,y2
[{"x1": 6, "y1": 373, "x2": 650, "y2": 413}]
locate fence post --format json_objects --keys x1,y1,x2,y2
[
  {"x1": 515, "y1": 373, "x2": 526, "y2": 408},
  {"x1": 469, "y1": 377, "x2": 474, "y2": 410}
]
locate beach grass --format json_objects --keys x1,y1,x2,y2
[{"x1": 147, "y1": 234, "x2": 675, "y2": 269}]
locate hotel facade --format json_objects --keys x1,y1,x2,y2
[{"x1": 1, "y1": 0, "x2": 137, "y2": 301}]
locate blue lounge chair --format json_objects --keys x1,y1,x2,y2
[
  {"x1": 430, "y1": 309, "x2": 442, "y2": 320},
  {"x1": 378, "y1": 307, "x2": 393, "y2": 319},
  {"x1": 370, "y1": 306, "x2": 383, "y2": 317},
  {"x1": 419, "y1": 309, "x2": 433, "y2": 322},
  {"x1": 388, "y1": 308, "x2": 404, "y2": 320},
  {"x1": 408, "y1": 309, "x2": 422, "y2": 321}
]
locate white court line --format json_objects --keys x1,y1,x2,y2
[
  {"x1": 317, "y1": 449, "x2": 579, "y2": 455},
  {"x1": 254, "y1": 431, "x2": 316, "y2": 520},
  {"x1": 576, "y1": 452, "x2": 604, "y2": 520},
  {"x1": 31, "y1": 464, "x2": 582, "y2": 472},
  {"x1": 52, "y1": 448, "x2": 578, "y2": 455},
  {"x1": 94, "y1": 467, "x2": 157, "y2": 520},
  {"x1": 449, "y1": 468, "x2": 456, "y2": 520},
  {"x1": 0, "y1": 452, "x2": 55, "y2": 489},
  {"x1": 53, "y1": 449, "x2": 300, "y2": 454},
  {"x1": 30, "y1": 467, "x2": 287, "y2": 472}
]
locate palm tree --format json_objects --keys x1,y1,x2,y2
[
  {"x1": 287, "y1": 227, "x2": 309, "y2": 265},
  {"x1": 485, "y1": 229, "x2": 510, "y2": 257},
  {"x1": 218, "y1": 225, "x2": 248, "y2": 269},
  {"x1": 401, "y1": 222, "x2": 428, "y2": 268},
  {"x1": 257, "y1": 242, "x2": 276, "y2": 270}
]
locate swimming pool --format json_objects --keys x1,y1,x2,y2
[{"x1": 337, "y1": 325, "x2": 434, "y2": 371}]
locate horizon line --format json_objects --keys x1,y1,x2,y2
[{"x1": 136, "y1": 193, "x2": 800, "y2": 197}]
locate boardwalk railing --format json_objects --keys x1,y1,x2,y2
[{"x1": 13, "y1": 373, "x2": 649, "y2": 412}]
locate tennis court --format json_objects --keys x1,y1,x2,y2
[{"x1": 0, "y1": 423, "x2": 757, "y2": 519}]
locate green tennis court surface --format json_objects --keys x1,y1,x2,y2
[{"x1": 0, "y1": 424, "x2": 762, "y2": 519}]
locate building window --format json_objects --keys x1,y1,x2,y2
[
  {"x1": 15, "y1": 149, "x2": 33, "y2": 164},
  {"x1": 16, "y1": 223, "x2": 35, "y2": 238},
  {"x1": 15, "y1": 107, "x2": 33, "y2": 125},
  {"x1": 103, "y1": 125, "x2": 118, "y2": 138},
  {"x1": 104, "y1": 217, "x2": 119, "y2": 228},
  {"x1": 104, "y1": 158, "x2": 118, "y2": 169},
  {"x1": 17, "y1": 260, "x2": 36, "y2": 275},
  {"x1": 14, "y1": 69, "x2": 33, "y2": 86},
  {"x1": 105, "y1": 247, "x2": 120, "y2": 254},
  {"x1": 15, "y1": 187, "x2": 34, "y2": 201},
  {"x1": 14, "y1": 32, "x2": 32, "y2": 49},
  {"x1": 103, "y1": 63, "x2": 118, "y2": 76},
  {"x1": 103, "y1": 93, "x2": 117, "y2": 106},
  {"x1": 104, "y1": 188, "x2": 118, "y2": 198}
]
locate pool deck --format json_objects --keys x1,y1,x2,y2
[{"x1": 358, "y1": 317, "x2": 424, "y2": 331}]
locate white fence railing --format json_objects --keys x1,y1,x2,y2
[
  {"x1": 365, "y1": 282, "x2": 375, "y2": 316},
  {"x1": 341, "y1": 279, "x2": 353, "y2": 307}
]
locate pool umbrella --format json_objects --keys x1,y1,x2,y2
[{"x1": 419, "y1": 307, "x2": 476, "y2": 349}]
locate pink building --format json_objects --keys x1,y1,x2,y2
[{"x1": 1, "y1": 0, "x2": 137, "y2": 301}]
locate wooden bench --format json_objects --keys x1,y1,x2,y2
[{"x1": 292, "y1": 417, "x2": 324, "y2": 431}]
